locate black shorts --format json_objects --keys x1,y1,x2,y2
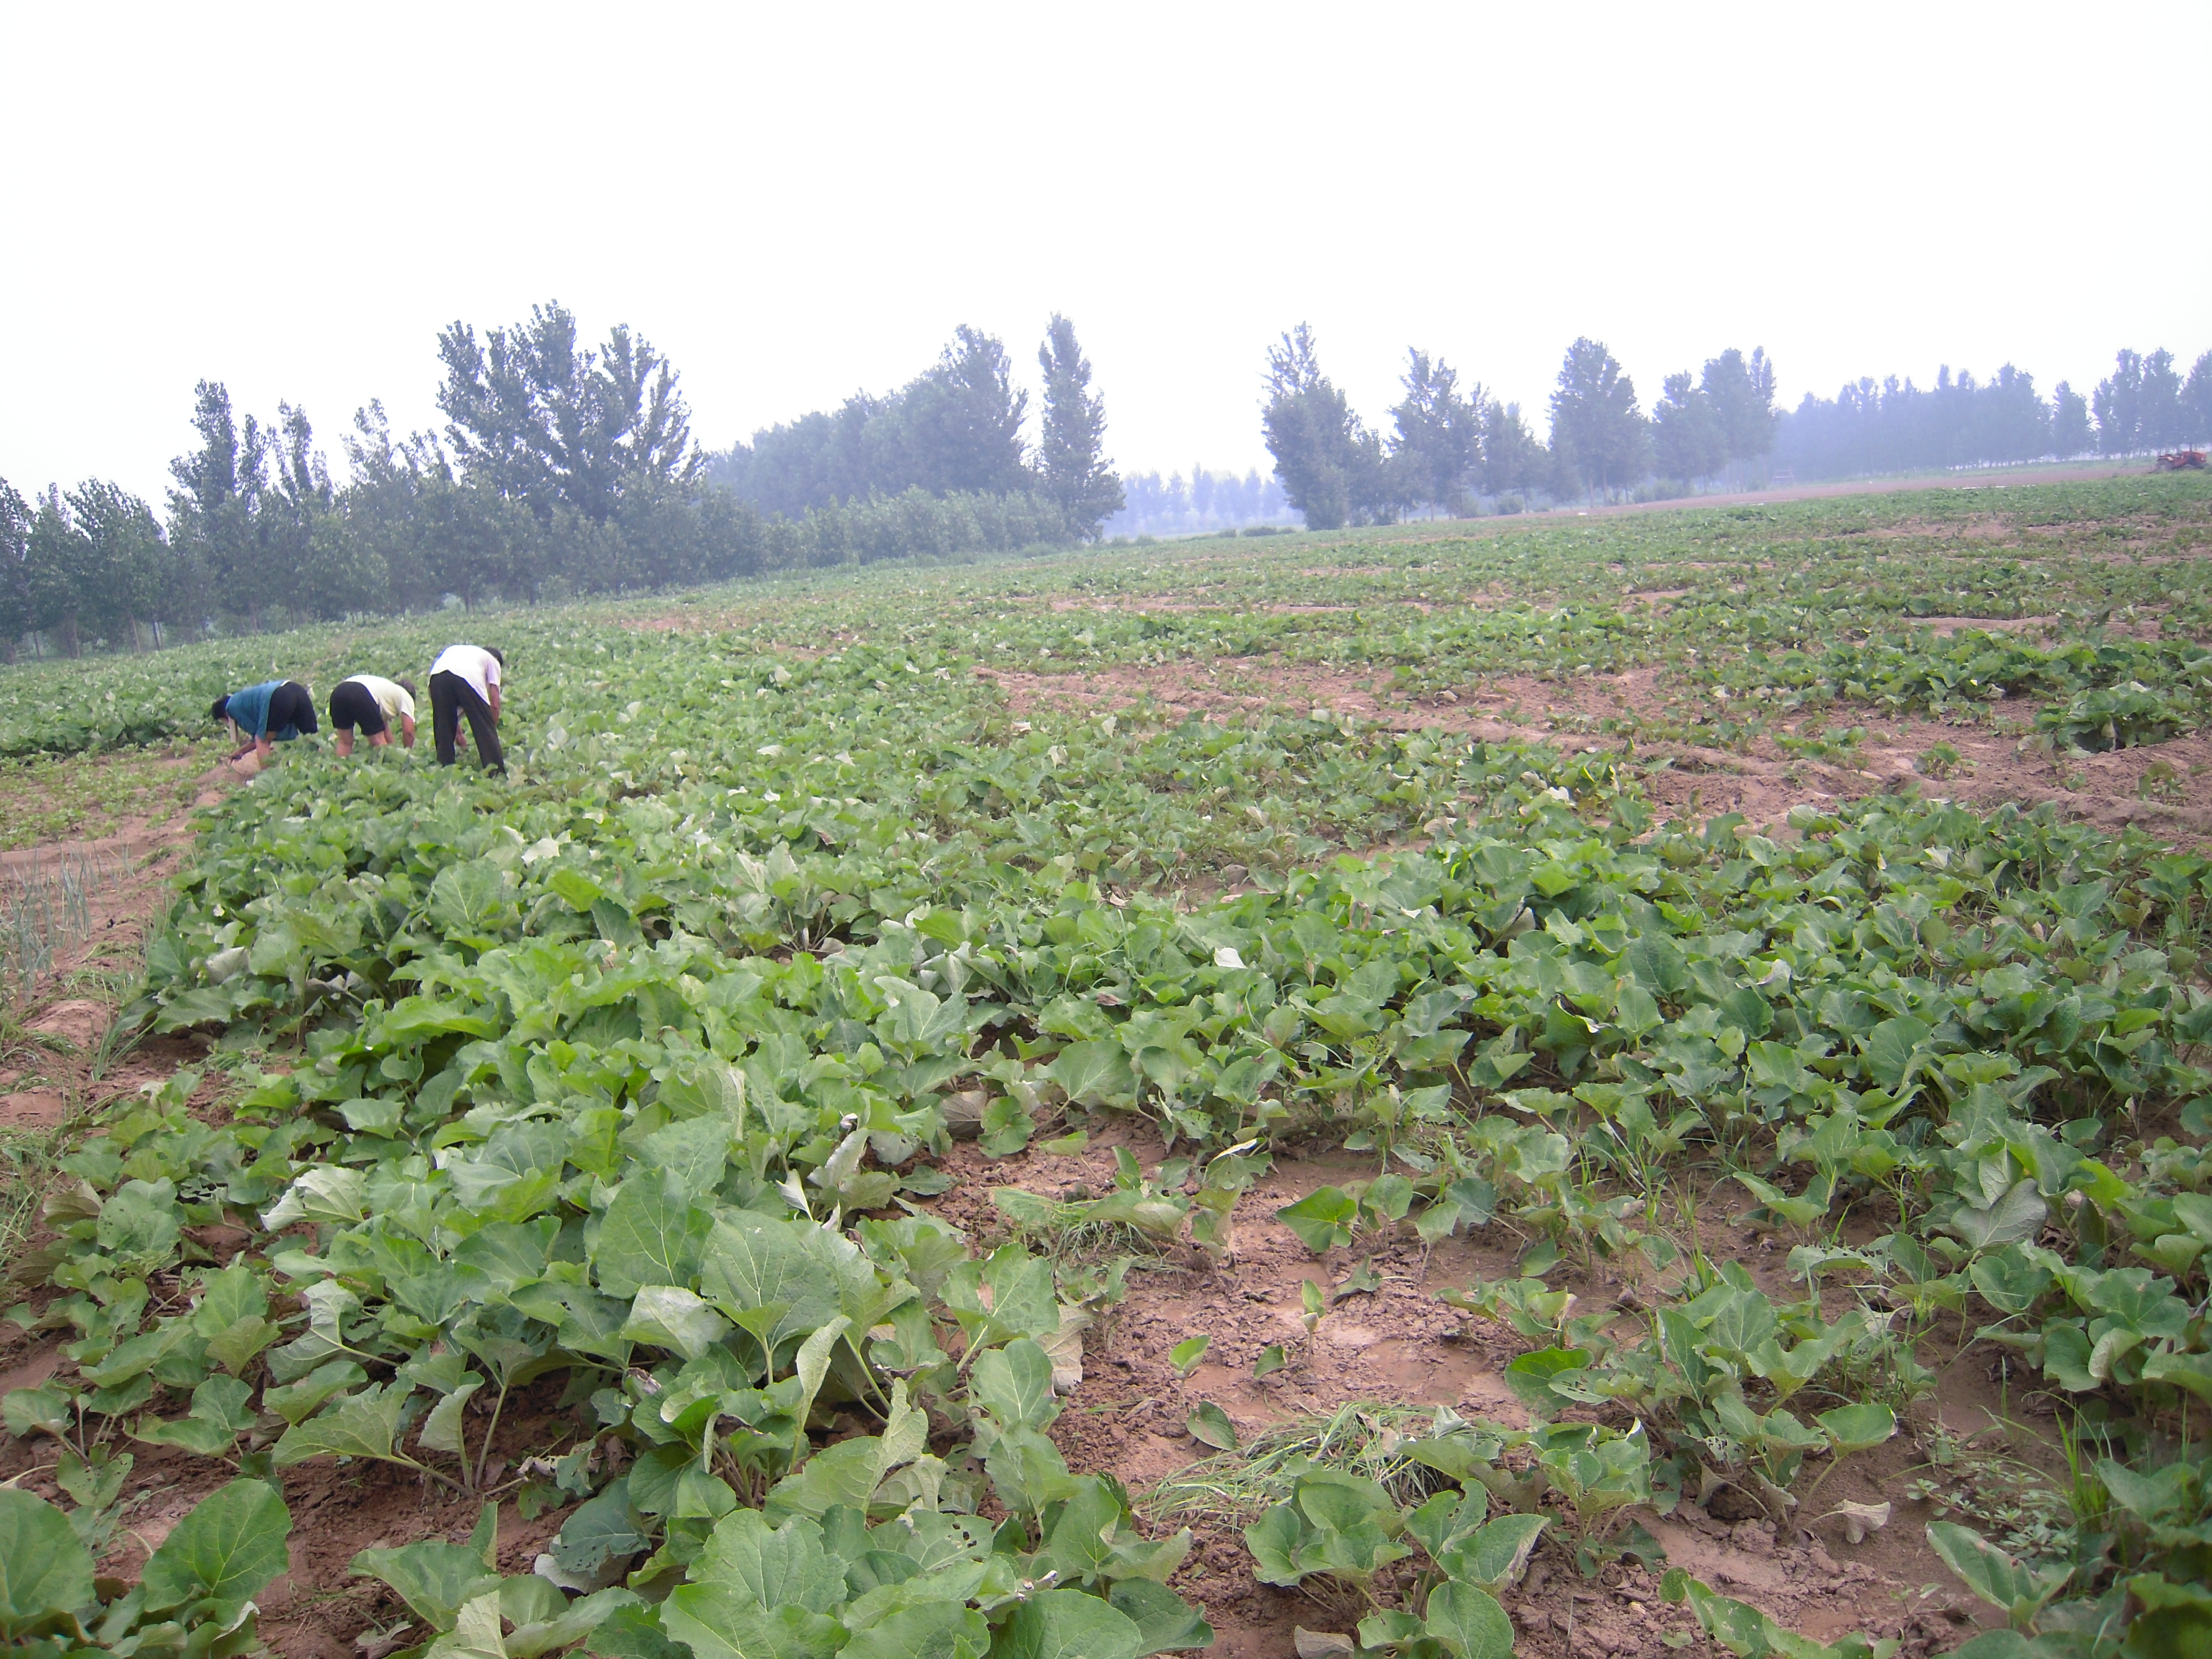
[
  {"x1": 328, "y1": 680, "x2": 386, "y2": 737},
  {"x1": 269, "y1": 681, "x2": 319, "y2": 737}
]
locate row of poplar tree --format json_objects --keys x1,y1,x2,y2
[
  {"x1": 1262, "y1": 330, "x2": 2212, "y2": 526},
  {"x1": 1260, "y1": 330, "x2": 1784, "y2": 526},
  {"x1": 0, "y1": 307, "x2": 1123, "y2": 656}
]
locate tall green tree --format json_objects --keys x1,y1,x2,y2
[
  {"x1": 437, "y1": 301, "x2": 699, "y2": 525},
  {"x1": 1388, "y1": 349, "x2": 1482, "y2": 514},
  {"x1": 167, "y1": 380, "x2": 253, "y2": 599},
  {"x1": 2183, "y1": 352, "x2": 2212, "y2": 445},
  {"x1": 63, "y1": 481, "x2": 172, "y2": 647},
  {"x1": 1035, "y1": 315, "x2": 1123, "y2": 539},
  {"x1": 2052, "y1": 382, "x2": 2094, "y2": 456},
  {"x1": 0, "y1": 477, "x2": 30, "y2": 658},
  {"x1": 1548, "y1": 337, "x2": 1649, "y2": 500},
  {"x1": 1652, "y1": 372, "x2": 1728, "y2": 484},
  {"x1": 890, "y1": 326, "x2": 1032, "y2": 496},
  {"x1": 1699, "y1": 347, "x2": 1780, "y2": 473},
  {"x1": 1479, "y1": 402, "x2": 1548, "y2": 500},
  {"x1": 2094, "y1": 349, "x2": 2147, "y2": 454},
  {"x1": 2140, "y1": 348, "x2": 2184, "y2": 449},
  {"x1": 25, "y1": 488, "x2": 88, "y2": 654},
  {"x1": 1261, "y1": 325, "x2": 1388, "y2": 530}
]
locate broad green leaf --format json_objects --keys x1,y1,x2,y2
[
  {"x1": 640, "y1": 1114, "x2": 735, "y2": 1204},
  {"x1": 1863, "y1": 1015, "x2": 1931, "y2": 1090},
  {"x1": 191, "y1": 1263, "x2": 270, "y2": 1333},
  {"x1": 1042, "y1": 1477, "x2": 1125, "y2": 1584},
  {"x1": 1275, "y1": 1187, "x2": 1358, "y2": 1254},
  {"x1": 1815, "y1": 1403, "x2": 1896, "y2": 1455},
  {"x1": 96, "y1": 1177, "x2": 182, "y2": 1265},
  {"x1": 1924, "y1": 1521, "x2": 2070, "y2": 1621},
  {"x1": 265, "y1": 1360, "x2": 370, "y2": 1426},
  {"x1": 262, "y1": 1166, "x2": 367, "y2": 1230},
  {"x1": 140, "y1": 1478, "x2": 291, "y2": 1620},
  {"x1": 971, "y1": 1338, "x2": 1057, "y2": 1431},
  {"x1": 419, "y1": 1379, "x2": 486, "y2": 1454},
  {"x1": 1253, "y1": 1344, "x2": 1287, "y2": 1379},
  {"x1": 426, "y1": 1589, "x2": 508, "y2": 1659},
  {"x1": 134, "y1": 1374, "x2": 258, "y2": 1457},
  {"x1": 1245, "y1": 1504, "x2": 1312, "y2": 1586},
  {"x1": 508, "y1": 1585, "x2": 642, "y2": 1659},
  {"x1": 992, "y1": 1588, "x2": 1145, "y2": 1659},
  {"x1": 351, "y1": 1536, "x2": 502, "y2": 1631},
  {"x1": 0, "y1": 1488, "x2": 94, "y2": 1638},
  {"x1": 690, "y1": 1509, "x2": 846, "y2": 1614},
  {"x1": 1968, "y1": 1246, "x2": 2052, "y2": 1316},
  {"x1": 981, "y1": 1424, "x2": 1078, "y2": 1521},
  {"x1": 134, "y1": 1412, "x2": 239, "y2": 1458},
  {"x1": 3, "y1": 1387, "x2": 72, "y2": 1441},
  {"x1": 786, "y1": 1316, "x2": 852, "y2": 1467},
  {"x1": 2094, "y1": 1457, "x2": 2193, "y2": 1525},
  {"x1": 1423, "y1": 1579, "x2": 1515, "y2": 1659},
  {"x1": 1045, "y1": 1040, "x2": 1138, "y2": 1108},
  {"x1": 1503, "y1": 1347, "x2": 1593, "y2": 1411},
  {"x1": 274, "y1": 1383, "x2": 409, "y2": 1467},
  {"x1": 594, "y1": 1177, "x2": 711, "y2": 1300},
  {"x1": 1941, "y1": 1180, "x2": 2047, "y2": 1252},
  {"x1": 539, "y1": 1484, "x2": 649, "y2": 1592},
  {"x1": 621, "y1": 1286, "x2": 733, "y2": 1362},
  {"x1": 841, "y1": 1601, "x2": 990, "y2": 1659},
  {"x1": 700, "y1": 1211, "x2": 846, "y2": 1354},
  {"x1": 1436, "y1": 1514, "x2": 1548, "y2": 1592},
  {"x1": 430, "y1": 859, "x2": 512, "y2": 937},
  {"x1": 660, "y1": 1583, "x2": 844, "y2": 1659},
  {"x1": 1107, "y1": 1578, "x2": 1213, "y2": 1657}
]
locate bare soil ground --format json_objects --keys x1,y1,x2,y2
[
  {"x1": 922, "y1": 1121, "x2": 2013, "y2": 1657},
  {"x1": 972, "y1": 658, "x2": 2212, "y2": 846}
]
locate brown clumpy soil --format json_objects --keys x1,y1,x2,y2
[
  {"x1": 974, "y1": 655, "x2": 2212, "y2": 846},
  {"x1": 926, "y1": 1122, "x2": 2006, "y2": 1657}
]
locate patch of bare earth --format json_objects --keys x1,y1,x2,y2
[
  {"x1": 0, "y1": 770, "x2": 251, "y2": 1128},
  {"x1": 925, "y1": 1122, "x2": 1991, "y2": 1657},
  {"x1": 972, "y1": 659, "x2": 2212, "y2": 844}
]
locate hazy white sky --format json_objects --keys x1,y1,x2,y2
[{"x1": 4, "y1": 3, "x2": 2206, "y2": 502}]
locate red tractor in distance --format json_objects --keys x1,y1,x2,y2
[{"x1": 2157, "y1": 450, "x2": 2208, "y2": 471}]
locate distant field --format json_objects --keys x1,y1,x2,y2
[{"x1": 2, "y1": 471, "x2": 2210, "y2": 1659}]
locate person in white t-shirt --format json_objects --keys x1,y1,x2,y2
[
  {"x1": 327, "y1": 675, "x2": 418, "y2": 757},
  {"x1": 428, "y1": 644, "x2": 505, "y2": 771}
]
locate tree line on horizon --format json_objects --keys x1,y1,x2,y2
[
  {"x1": 1104, "y1": 468, "x2": 1295, "y2": 537},
  {"x1": 0, "y1": 309, "x2": 1123, "y2": 658},
  {"x1": 6, "y1": 307, "x2": 2211, "y2": 659},
  {"x1": 1262, "y1": 331, "x2": 2212, "y2": 526}
]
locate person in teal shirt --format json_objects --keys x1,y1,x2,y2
[{"x1": 211, "y1": 679, "x2": 318, "y2": 764}]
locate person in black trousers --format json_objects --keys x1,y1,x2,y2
[{"x1": 427, "y1": 644, "x2": 505, "y2": 771}]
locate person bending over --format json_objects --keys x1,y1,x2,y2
[
  {"x1": 428, "y1": 644, "x2": 505, "y2": 771},
  {"x1": 211, "y1": 680, "x2": 318, "y2": 767},
  {"x1": 328, "y1": 675, "x2": 418, "y2": 757}
]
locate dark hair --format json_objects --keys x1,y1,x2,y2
[
  {"x1": 397, "y1": 679, "x2": 416, "y2": 696},
  {"x1": 210, "y1": 696, "x2": 231, "y2": 722},
  {"x1": 487, "y1": 647, "x2": 506, "y2": 668}
]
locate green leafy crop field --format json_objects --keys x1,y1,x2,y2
[{"x1": 1, "y1": 473, "x2": 2209, "y2": 1659}]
